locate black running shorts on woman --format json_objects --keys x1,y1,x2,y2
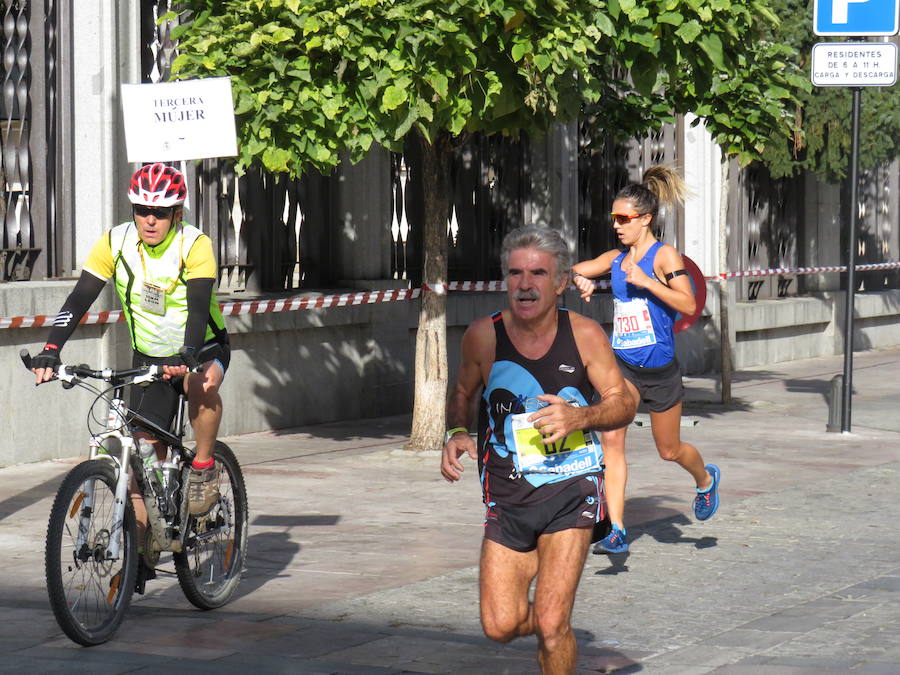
[{"x1": 615, "y1": 353, "x2": 683, "y2": 413}]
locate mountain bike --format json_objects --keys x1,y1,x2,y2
[{"x1": 22, "y1": 348, "x2": 249, "y2": 646}]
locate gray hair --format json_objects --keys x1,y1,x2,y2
[{"x1": 500, "y1": 225, "x2": 572, "y2": 285}]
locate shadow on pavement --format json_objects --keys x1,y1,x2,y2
[
  {"x1": 637, "y1": 517, "x2": 718, "y2": 549},
  {"x1": 264, "y1": 414, "x2": 412, "y2": 443},
  {"x1": 253, "y1": 514, "x2": 341, "y2": 527},
  {"x1": 0, "y1": 472, "x2": 67, "y2": 522},
  {"x1": 233, "y1": 530, "x2": 302, "y2": 602},
  {"x1": 591, "y1": 498, "x2": 719, "y2": 576},
  {"x1": 573, "y1": 629, "x2": 645, "y2": 673},
  {"x1": 592, "y1": 552, "x2": 630, "y2": 575}
]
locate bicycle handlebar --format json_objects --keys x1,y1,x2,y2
[
  {"x1": 20, "y1": 348, "x2": 204, "y2": 387},
  {"x1": 21, "y1": 348, "x2": 162, "y2": 383}
]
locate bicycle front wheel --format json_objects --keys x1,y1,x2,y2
[
  {"x1": 45, "y1": 459, "x2": 138, "y2": 646},
  {"x1": 175, "y1": 441, "x2": 248, "y2": 609}
]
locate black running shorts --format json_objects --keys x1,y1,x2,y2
[
  {"x1": 615, "y1": 354, "x2": 683, "y2": 413},
  {"x1": 484, "y1": 475, "x2": 604, "y2": 553}
]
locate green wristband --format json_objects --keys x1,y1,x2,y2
[{"x1": 444, "y1": 427, "x2": 468, "y2": 443}]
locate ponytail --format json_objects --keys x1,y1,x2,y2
[
  {"x1": 641, "y1": 165, "x2": 687, "y2": 210},
  {"x1": 615, "y1": 164, "x2": 687, "y2": 223}
]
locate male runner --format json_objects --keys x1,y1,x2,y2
[{"x1": 441, "y1": 225, "x2": 635, "y2": 674}]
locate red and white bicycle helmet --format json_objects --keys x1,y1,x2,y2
[{"x1": 127, "y1": 163, "x2": 187, "y2": 206}]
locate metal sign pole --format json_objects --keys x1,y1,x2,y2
[
  {"x1": 812, "y1": 0, "x2": 899, "y2": 432},
  {"x1": 841, "y1": 86, "x2": 862, "y2": 433}
]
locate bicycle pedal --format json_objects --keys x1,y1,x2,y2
[{"x1": 134, "y1": 562, "x2": 157, "y2": 595}]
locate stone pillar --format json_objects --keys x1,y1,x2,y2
[
  {"x1": 682, "y1": 114, "x2": 722, "y2": 278},
  {"x1": 71, "y1": 1, "x2": 140, "y2": 270}
]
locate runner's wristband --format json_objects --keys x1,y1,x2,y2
[{"x1": 444, "y1": 427, "x2": 468, "y2": 444}]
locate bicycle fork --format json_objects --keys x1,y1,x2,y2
[{"x1": 79, "y1": 396, "x2": 133, "y2": 562}]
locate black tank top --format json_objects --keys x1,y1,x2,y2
[{"x1": 477, "y1": 308, "x2": 600, "y2": 506}]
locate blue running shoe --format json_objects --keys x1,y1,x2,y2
[
  {"x1": 592, "y1": 525, "x2": 628, "y2": 554},
  {"x1": 694, "y1": 464, "x2": 721, "y2": 521}
]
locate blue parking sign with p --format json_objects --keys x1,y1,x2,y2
[{"x1": 814, "y1": 0, "x2": 900, "y2": 35}]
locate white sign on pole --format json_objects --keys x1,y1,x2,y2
[
  {"x1": 811, "y1": 42, "x2": 898, "y2": 86},
  {"x1": 121, "y1": 77, "x2": 238, "y2": 162}
]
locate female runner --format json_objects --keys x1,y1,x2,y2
[{"x1": 572, "y1": 166, "x2": 721, "y2": 554}]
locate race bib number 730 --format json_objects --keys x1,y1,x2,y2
[{"x1": 611, "y1": 297, "x2": 657, "y2": 350}]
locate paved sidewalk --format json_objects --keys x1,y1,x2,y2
[{"x1": 1, "y1": 347, "x2": 899, "y2": 673}]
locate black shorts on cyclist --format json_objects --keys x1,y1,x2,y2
[{"x1": 129, "y1": 339, "x2": 230, "y2": 431}]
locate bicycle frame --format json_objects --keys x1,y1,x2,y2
[
  {"x1": 35, "y1": 346, "x2": 246, "y2": 646},
  {"x1": 65, "y1": 365, "x2": 193, "y2": 561}
]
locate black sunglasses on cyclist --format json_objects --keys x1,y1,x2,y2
[{"x1": 133, "y1": 204, "x2": 175, "y2": 219}]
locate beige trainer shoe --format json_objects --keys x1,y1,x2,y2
[{"x1": 188, "y1": 463, "x2": 220, "y2": 515}]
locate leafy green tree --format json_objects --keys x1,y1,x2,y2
[
  {"x1": 578, "y1": 0, "x2": 810, "y2": 163},
  {"x1": 760, "y1": 0, "x2": 900, "y2": 181},
  {"x1": 169, "y1": 0, "x2": 806, "y2": 450}
]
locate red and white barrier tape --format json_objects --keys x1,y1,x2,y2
[
  {"x1": 2, "y1": 261, "x2": 898, "y2": 330},
  {"x1": 219, "y1": 288, "x2": 421, "y2": 316},
  {"x1": 0, "y1": 288, "x2": 422, "y2": 330},
  {"x1": 710, "y1": 261, "x2": 900, "y2": 280},
  {"x1": 0, "y1": 309, "x2": 126, "y2": 330},
  {"x1": 433, "y1": 280, "x2": 614, "y2": 291}
]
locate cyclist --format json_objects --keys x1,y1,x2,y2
[{"x1": 31, "y1": 163, "x2": 230, "y2": 526}]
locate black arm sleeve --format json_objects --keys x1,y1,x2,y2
[
  {"x1": 184, "y1": 277, "x2": 215, "y2": 350},
  {"x1": 43, "y1": 271, "x2": 107, "y2": 351}
]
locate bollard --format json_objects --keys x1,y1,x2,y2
[{"x1": 826, "y1": 374, "x2": 843, "y2": 432}]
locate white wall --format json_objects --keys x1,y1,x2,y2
[
  {"x1": 70, "y1": 1, "x2": 140, "y2": 270},
  {"x1": 682, "y1": 114, "x2": 722, "y2": 278}
]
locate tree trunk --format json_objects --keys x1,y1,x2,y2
[
  {"x1": 405, "y1": 133, "x2": 452, "y2": 451},
  {"x1": 718, "y1": 157, "x2": 733, "y2": 404}
]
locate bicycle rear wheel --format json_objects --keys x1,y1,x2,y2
[
  {"x1": 45, "y1": 459, "x2": 138, "y2": 645},
  {"x1": 175, "y1": 441, "x2": 248, "y2": 609}
]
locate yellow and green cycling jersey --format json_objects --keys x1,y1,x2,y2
[{"x1": 83, "y1": 221, "x2": 225, "y2": 357}]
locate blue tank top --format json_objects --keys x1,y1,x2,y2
[
  {"x1": 610, "y1": 241, "x2": 678, "y2": 368},
  {"x1": 477, "y1": 309, "x2": 603, "y2": 506}
]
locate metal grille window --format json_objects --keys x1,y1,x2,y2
[
  {"x1": 1, "y1": 1, "x2": 35, "y2": 280},
  {"x1": 140, "y1": 0, "x2": 177, "y2": 84},
  {"x1": 577, "y1": 121, "x2": 681, "y2": 262},
  {"x1": 728, "y1": 165, "x2": 803, "y2": 301},
  {"x1": 577, "y1": 124, "x2": 629, "y2": 261},
  {"x1": 389, "y1": 153, "x2": 412, "y2": 281},
  {"x1": 856, "y1": 160, "x2": 900, "y2": 291},
  {"x1": 388, "y1": 133, "x2": 529, "y2": 285},
  {"x1": 0, "y1": 0, "x2": 73, "y2": 281}
]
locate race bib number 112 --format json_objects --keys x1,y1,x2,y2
[{"x1": 509, "y1": 412, "x2": 601, "y2": 475}]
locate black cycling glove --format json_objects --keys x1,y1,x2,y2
[{"x1": 32, "y1": 344, "x2": 62, "y2": 372}]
